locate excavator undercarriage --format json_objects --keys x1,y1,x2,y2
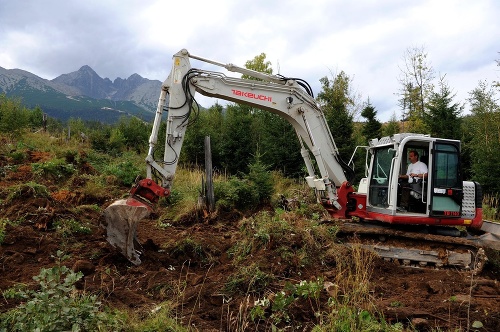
[{"x1": 333, "y1": 220, "x2": 497, "y2": 273}]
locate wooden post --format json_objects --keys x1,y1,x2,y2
[
  {"x1": 43, "y1": 113, "x2": 47, "y2": 132},
  {"x1": 204, "y1": 136, "x2": 215, "y2": 211}
]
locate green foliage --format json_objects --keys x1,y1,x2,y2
[
  {"x1": 0, "y1": 251, "x2": 121, "y2": 332},
  {"x1": 181, "y1": 52, "x2": 303, "y2": 178},
  {"x1": 464, "y1": 80, "x2": 500, "y2": 193},
  {"x1": 317, "y1": 304, "x2": 402, "y2": 332},
  {"x1": 29, "y1": 106, "x2": 45, "y2": 130},
  {"x1": 251, "y1": 278, "x2": 324, "y2": 325},
  {"x1": 253, "y1": 111, "x2": 303, "y2": 177},
  {"x1": 158, "y1": 189, "x2": 183, "y2": 207},
  {"x1": 67, "y1": 118, "x2": 87, "y2": 140},
  {"x1": 214, "y1": 176, "x2": 259, "y2": 211},
  {"x1": 53, "y1": 218, "x2": 92, "y2": 237},
  {"x1": 126, "y1": 302, "x2": 189, "y2": 332},
  {"x1": 361, "y1": 100, "x2": 382, "y2": 140},
  {"x1": 32, "y1": 158, "x2": 76, "y2": 180},
  {"x1": 224, "y1": 264, "x2": 272, "y2": 295},
  {"x1": 214, "y1": 157, "x2": 273, "y2": 212},
  {"x1": 88, "y1": 124, "x2": 112, "y2": 153},
  {"x1": 8, "y1": 149, "x2": 28, "y2": 163},
  {"x1": 382, "y1": 112, "x2": 400, "y2": 137},
  {"x1": 116, "y1": 117, "x2": 150, "y2": 154},
  {"x1": 6, "y1": 182, "x2": 49, "y2": 201},
  {"x1": 483, "y1": 193, "x2": 500, "y2": 221},
  {"x1": 243, "y1": 52, "x2": 273, "y2": 79},
  {"x1": 104, "y1": 160, "x2": 141, "y2": 186},
  {"x1": 246, "y1": 153, "x2": 274, "y2": 203},
  {"x1": 108, "y1": 127, "x2": 126, "y2": 153},
  {"x1": 170, "y1": 237, "x2": 205, "y2": 259},
  {"x1": 0, "y1": 218, "x2": 7, "y2": 245},
  {"x1": 215, "y1": 52, "x2": 275, "y2": 175},
  {"x1": 180, "y1": 103, "x2": 224, "y2": 166},
  {"x1": 424, "y1": 76, "x2": 463, "y2": 139},
  {"x1": 85, "y1": 149, "x2": 112, "y2": 173},
  {"x1": 317, "y1": 71, "x2": 356, "y2": 162},
  {"x1": 219, "y1": 104, "x2": 255, "y2": 174},
  {"x1": 0, "y1": 94, "x2": 30, "y2": 138},
  {"x1": 397, "y1": 45, "x2": 434, "y2": 134}
]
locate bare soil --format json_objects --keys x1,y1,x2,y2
[{"x1": 0, "y1": 152, "x2": 499, "y2": 331}]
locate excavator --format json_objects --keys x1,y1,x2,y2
[{"x1": 102, "y1": 49, "x2": 500, "y2": 269}]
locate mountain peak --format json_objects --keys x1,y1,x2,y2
[
  {"x1": 78, "y1": 65, "x2": 96, "y2": 73},
  {"x1": 52, "y1": 65, "x2": 112, "y2": 99},
  {"x1": 0, "y1": 65, "x2": 163, "y2": 123}
]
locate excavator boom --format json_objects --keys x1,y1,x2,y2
[{"x1": 102, "y1": 49, "x2": 500, "y2": 267}]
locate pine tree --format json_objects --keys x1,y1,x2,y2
[
  {"x1": 361, "y1": 100, "x2": 382, "y2": 140},
  {"x1": 317, "y1": 71, "x2": 356, "y2": 161},
  {"x1": 424, "y1": 76, "x2": 462, "y2": 139}
]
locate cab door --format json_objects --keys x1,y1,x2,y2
[{"x1": 429, "y1": 141, "x2": 462, "y2": 217}]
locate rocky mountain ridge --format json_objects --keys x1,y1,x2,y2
[{"x1": 0, "y1": 65, "x2": 162, "y2": 122}]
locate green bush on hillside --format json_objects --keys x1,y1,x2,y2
[{"x1": 0, "y1": 251, "x2": 122, "y2": 332}]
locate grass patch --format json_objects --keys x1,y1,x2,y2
[
  {"x1": 483, "y1": 193, "x2": 500, "y2": 221},
  {"x1": 125, "y1": 301, "x2": 189, "y2": 332},
  {"x1": 0, "y1": 218, "x2": 7, "y2": 245},
  {"x1": 6, "y1": 182, "x2": 49, "y2": 201},
  {"x1": 53, "y1": 218, "x2": 92, "y2": 237},
  {"x1": 224, "y1": 263, "x2": 273, "y2": 295}
]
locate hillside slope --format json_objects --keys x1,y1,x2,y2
[{"x1": 0, "y1": 135, "x2": 498, "y2": 330}]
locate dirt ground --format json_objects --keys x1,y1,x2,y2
[{"x1": 0, "y1": 152, "x2": 499, "y2": 331}]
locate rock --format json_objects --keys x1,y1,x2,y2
[
  {"x1": 411, "y1": 317, "x2": 429, "y2": 330},
  {"x1": 72, "y1": 260, "x2": 95, "y2": 275}
]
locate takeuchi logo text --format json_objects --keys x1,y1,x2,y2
[{"x1": 232, "y1": 89, "x2": 272, "y2": 102}]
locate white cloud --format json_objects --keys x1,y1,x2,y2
[{"x1": 0, "y1": 0, "x2": 498, "y2": 120}]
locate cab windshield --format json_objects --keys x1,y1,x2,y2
[{"x1": 369, "y1": 147, "x2": 395, "y2": 207}]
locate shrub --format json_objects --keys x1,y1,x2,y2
[
  {"x1": 32, "y1": 158, "x2": 75, "y2": 180},
  {"x1": 214, "y1": 176, "x2": 260, "y2": 211},
  {"x1": 251, "y1": 278, "x2": 324, "y2": 325},
  {"x1": 213, "y1": 155, "x2": 274, "y2": 212},
  {"x1": 104, "y1": 160, "x2": 140, "y2": 186},
  {"x1": 0, "y1": 251, "x2": 122, "y2": 331},
  {"x1": 246, "y1": 155, "x2": 274, "y2": 203}
]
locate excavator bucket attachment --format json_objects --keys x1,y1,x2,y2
[
  {"x1": 102, "y1": 198, "x2": 151, "y2": 265},
  {"x1": 102, "y1": 179, "x2": 170, "y2": 265}
]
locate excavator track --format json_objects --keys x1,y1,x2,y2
[{"x1": 332, "y1": 221, "x2": 488, "y2": 274}]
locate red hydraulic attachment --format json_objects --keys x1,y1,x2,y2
[{"x1": 129, "y1": 178, "x2": 171, "y2": 207}]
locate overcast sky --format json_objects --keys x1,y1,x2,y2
[{"x1": 0, "y1": 0, "x2": 498, "y2": 121}]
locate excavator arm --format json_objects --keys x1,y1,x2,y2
[
  {"x1": 153, "y1": 49, "x2": 353, "y2": 204},
  {"x1": 103, "y1": 49, "x2": 355, "y2": 264}
]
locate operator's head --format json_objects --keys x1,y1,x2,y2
[{"x1": 409, "y1": 150, "x2": 419, "y2": 164}]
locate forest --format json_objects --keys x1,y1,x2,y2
[{"x1": 1, "y1": 47, "x2": 499, "y2": 196}]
